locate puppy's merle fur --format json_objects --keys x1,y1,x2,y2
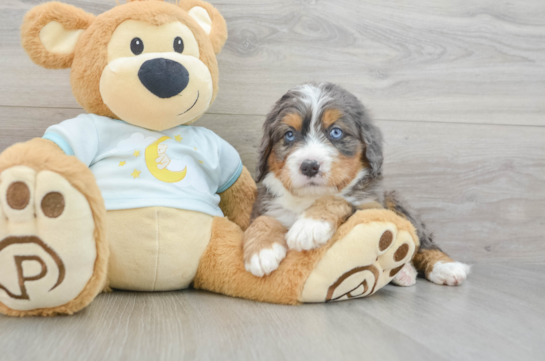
[{"x1": 248, "y1": 83, "x2": 470, "y2": 286}]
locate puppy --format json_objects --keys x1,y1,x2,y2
[{"x1": 244, "y1": 83, "x2": 470, "y2": 287}]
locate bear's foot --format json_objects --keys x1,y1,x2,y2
[
  {"x1": 300, "y1": 210, "x2": 418, "y2": 302},
  {"x1": 0, "y1": 166, "x2": 106, "y2": 316}
]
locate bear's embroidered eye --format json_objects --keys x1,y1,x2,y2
[
  {"x1": 173, "y1": 37, "x2": 184, "y2": 53},
  {"x1": 329, "y1": 127, "x2": 344, "y2": 140},
  {"x1": 285, "y1": 131, "x2": 295, "y2": 142},
  {"x1": 130, "y1": 37, "x2": 144, "y2": 55}
]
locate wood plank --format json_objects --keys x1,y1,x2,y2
[
  {"x1": 1, "y1": 0, "x2": 545, "y2": 125},
  {"x1": 1, "y1": 106, "x2": 544, "y2": 263},
  {"x1": 0, "y1": 263, "x2": 542, "y2": 361},
  {"x1": 356, "y1": 262, "x2": 545, "y2": 361}
]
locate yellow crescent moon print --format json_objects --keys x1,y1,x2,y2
[{"x1": 144, "y1": 136, "x2": 187, "y2": 183}]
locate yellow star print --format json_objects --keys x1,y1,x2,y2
[
  {"x1": 131, "y1": 169, "x2": 141, "y2": 179},
  {"x1": 119, "y1": 161, "x2": 126, "y2": 166},
  {"x1": 133, "y1": 150, "x2": 140, "y2": 157},
  {"x1": 199, "y1": 160, "x2": 204, "y2": 164},
  {"x1": 175, "y1": 135, "x2": 182, "y2": 142}
]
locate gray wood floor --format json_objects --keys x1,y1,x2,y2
[{"x1": 1, "y1": 0, "x2": 544, "y2": 360}]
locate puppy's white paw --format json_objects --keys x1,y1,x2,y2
[
  {"x1": 428, "y1": 261, "x2": 471, "y2": 286},
  {"x1": 244, "y1": 243, "x2": 287, "y2": 277},
  {"x1": 391, "y1": 263, "x2": 417, "y2": 287},
  {"x1": 286, "y1": 218, "x2": 334, "y2": 251}
]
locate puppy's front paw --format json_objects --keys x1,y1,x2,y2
[
  {"x1": 244, "y1": 243, "x2": 287, "y2": 277},
  {"x1": 428, "y1": 261, "x2": 470, "y2": 286},
  {"x1": 286, "y1": 218, "x2": 335, "y2": 251}
]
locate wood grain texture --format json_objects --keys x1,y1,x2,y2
[
  {"x1": 1, "y1": 0, "x2": 545, "y2": 125},
  {"x1": 0, "y1": 262, "x2": 543, "y2": 361}
]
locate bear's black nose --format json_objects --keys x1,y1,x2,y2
[
  {"x1": 300, "y1": 160, "x2": 320, "y2": 178},
  {"x1": 138, "y1": 58, "x2": 189, "y2": 99}
]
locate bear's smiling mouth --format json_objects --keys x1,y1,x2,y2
[{"x1": 178, "y1": 91, "x2": 199, "y2": 116}]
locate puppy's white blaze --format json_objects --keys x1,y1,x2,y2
[
  {"x1": 428, "y1": 261, "x2": 471, "y2": 286},
  {"x1": 391, "y1": 263, "x2": 417, "y2": 287},
  {"x1": 296, "y1": 84, "x2": 323, "y2": 115},
  {"x1": 246, "y1": 243, "x2": 287, "y2": 277},
  {"x1": 295, "y1": 84, "x2": 331, "y2": 135},
  {"x1": 286, "y1": 217, "x2": 334, "y2": 251}
]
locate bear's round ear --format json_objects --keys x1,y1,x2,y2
[
  {"x1": 179, "y1": 0, "x2": 227, "y2": 54},
  {"x1": 21, "y1": 2, "x2": 95, "y2": 69}
]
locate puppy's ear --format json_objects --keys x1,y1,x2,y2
[
  {"x1": 179, "y1": 0, "x2": 228, "y2": 54},
  {"x1": 361, "y1": 120, "x2": 384, "y2": 177},
  {"x1": 21, "y1": 2, "x2": 95, "y2": 69},
  {"x1": 256, "y1": 93, "x2": 291, "y2": 183},
  {"x1": 255, "y1": 130, "x2": 273, "y2": 183}
]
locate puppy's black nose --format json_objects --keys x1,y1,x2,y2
[
  {"x1": 138, "y1": 58, "x2": 189, "y2": 98},
  {"x1": 300, "y1": 160, "x2": 320, "y2": 178}
]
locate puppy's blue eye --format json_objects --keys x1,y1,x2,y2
[
  {"x1": 285, "y1": 131, "x2": 295, "y2": 142},
  {"x1": 330, "y1": 128, "x2": 343, "y2": 139}
]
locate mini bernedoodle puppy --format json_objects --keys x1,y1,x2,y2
[{"x1": 243, "y1": 82, "x2": 470, "y2": 287}]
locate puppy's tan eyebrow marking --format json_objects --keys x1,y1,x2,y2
[
  {"x1": 322, "y1": 108, "x2": 343, "y2": 128},
  {"x1": 282, "y1": 113, "x2": 303, "y2": 131}
]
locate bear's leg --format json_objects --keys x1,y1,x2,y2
[
  {"x1": 194, "y1": 209, "x2": 418, "y2": 304},
  {"x1": 0, "y1": 139, "x2": 108, "y2": 316}
]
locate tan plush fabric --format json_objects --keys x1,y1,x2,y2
[
  {"x1": 218, "y1": 166, "x2": 256, "y2": 231},
  {"x1": 0, "y1": 139, "x2": 108, "y2": 317},
  {"x1": 39, "y1": 21, "x2": 84, "y2": 55},
  {"x1": 106, "y1": 207, "x2": 213, "y2": 291},
  {"x1": 194, "y1": 209, "x2": 419, "y2": 305},
  {"x1": 0, "y1": 168, "x2": 97, "y2": 312},
  {"x1": 21, "y1": 2, "x2": 95, "y2": 69},
  {"x1": 20, "y1": 1, "x2": 225, "y2": 121},
  {"x1": 194, "y1": 216, "x2": 311, "y2": 305},
  {"x1": 301, "y1": 221, "x2": 416, "y2": 302},
  {"x1": 178, "y1": 0, "x2": 228, "y2": 55}
]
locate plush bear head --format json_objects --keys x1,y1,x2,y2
[{"x1": 21, "y1": 0, "x2": 227, "y2": 131}]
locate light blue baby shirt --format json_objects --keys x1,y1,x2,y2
[{"x1": 43, "y1": 114, "x2": 243, "y2": 217}]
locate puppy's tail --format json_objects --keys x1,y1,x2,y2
[{"x1": 383, "y1": 190, "x2": 439, "y2": 251}]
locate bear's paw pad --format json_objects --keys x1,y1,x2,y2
[
  {"x1": 300, "y1": 221, "x2": 416, "y2": 303},
  {"x1": 0, "y1": 166, "x2": 96, "y2": 313}
]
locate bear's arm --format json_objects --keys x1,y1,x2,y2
[
  {"x1": 218, "y1": 166, "x2": 256, "y2": 231},
  {"x1": 0, "y1": 138, "x2": 66, "y2": 165}
]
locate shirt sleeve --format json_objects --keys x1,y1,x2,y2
[
  {"x1": 42, "y1": 114, "x2": 99, "y2": 167},
  {"x1": 215, "y1": 135, "x2": 244, "y2": 193}
]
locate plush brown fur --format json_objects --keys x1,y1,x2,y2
[
  {"x1": 178, "y1": 0, "x2": 228, "y2": 55},
  {"x1": 21, "y1": 2, "x2": 95, "y2": 69},
  {"x1": 194, "y1": 208, "x2": 418, "y2": 305},
  {"x1": 0, "y1": 139, "x2": 108, "y2": 317},
  {"x1": 358, "y1": 201, "x2": 384, "y2": 210},
  {"x1": 243, "y1": 216, "x2": 287, "y2": 266},
  {"x1": 218, "y1": 166, "x2": 256, "y2": 231},
  {"x1": 21, "y1": 0, "x2": 226, "y2": 121},
  {"x1": 412, "y1": 249, "x2": 454, "y2": 278},
  {"x1": 242, "y1": 197, "x2": 352, "y2": 270}
]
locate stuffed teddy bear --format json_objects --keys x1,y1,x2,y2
[{"x1": 0, "y1": 0, "x2": 419, "y2": 317}]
